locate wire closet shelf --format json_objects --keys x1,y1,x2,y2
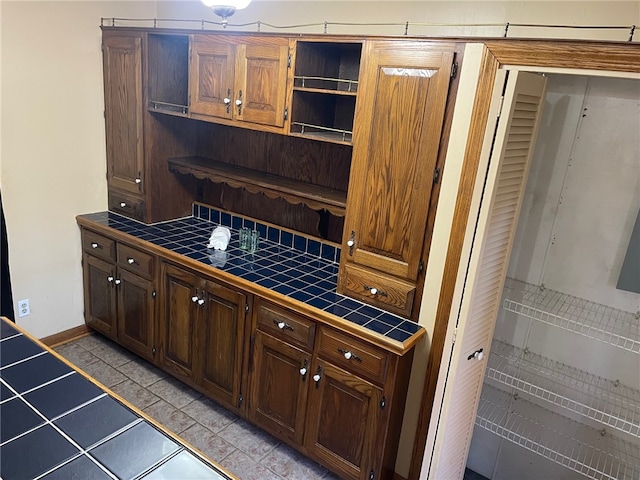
[{"x1": 99, "y1": 18, "x2": 638, "y2": 42}]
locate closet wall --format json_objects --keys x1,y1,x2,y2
[{"x1": 467, "y1": 74, "x2": 640, "y2": 479}]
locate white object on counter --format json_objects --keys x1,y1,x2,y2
[{"x1": 207, "y1": 226, "x2": 231, "y2": 250}]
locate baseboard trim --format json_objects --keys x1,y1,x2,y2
[{"x1": 40, "y1": 324, "x2": 92, "y2": 347}]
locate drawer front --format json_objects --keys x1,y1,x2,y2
[
  {"x1": 108, "y1": 189, "x2": 145, "y2": 222},
  {"x1": 117, "y1": 243, "x2": 154, "y2": 279},
  {"x1": 256, "y1": 300, "x2": 316, "y2": 350},
  {"x1": 340, "y1": 263, "x2": 416, "y2": 318},
  {"x1": 82, "y1": 230, "x2": 116, "y2": 262},
  {"x1": 317, "y1": 325, "x2": 389, "y2": 385}
]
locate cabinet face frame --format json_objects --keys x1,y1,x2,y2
[{"x1": 410, "y1": 40, "x2": 640, "y2": 480}]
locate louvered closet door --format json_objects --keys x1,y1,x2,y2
[{"x1": 426, "y1": 71, "x2": 547, "y2": 480}]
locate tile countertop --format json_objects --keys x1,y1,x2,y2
[
  {"x1": 0, "y1": 317, "x2": 236, "y2": 480},
  {"x1": 77, "y1": 205, "x2": 425, "y2": 354}
]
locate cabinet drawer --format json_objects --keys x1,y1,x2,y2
[
  {"x1": 341, "y1": 263, "x2": 415, "y2": 318},
  {"x1": 108, "y1": 189, "x2": 145, "y2": 222},
  {"x1": 82, "y1": 230, "x2": 116, "y2": 262},
  {"x1": 117, "y1": 243, "x2": 154, "y2": 279},
  {"x1": 255, "y1": 300, "x2": 315, "y2": 350},
  {"x1": 317, "y1": 325, "x2": 389, "y2": 385}
]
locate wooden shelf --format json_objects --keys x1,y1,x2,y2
[{"x1": 168, "y1": 156, "x2": 347, "y2": 217}]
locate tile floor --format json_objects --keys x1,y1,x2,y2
[{"x1": 54, "y1": 333, "x2": 341, "y2": 480}]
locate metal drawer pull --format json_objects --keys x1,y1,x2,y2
[
  {"x1": 127, "y1": 257, "x2": 138, "y2": 265},
  {"x1": 338, "y1": 348, "x2": 362, "y2": 362},
  {"x1": 467, "y1": 348, "x2": 484, "y2": 361},
  {"x1": 120, "y1": 202, "x2": 127, "y2": 208},
  {"x1": 364, "y1": 285, "x2": 387, "y2": 297},
  {"x1": 91, "y1": 242, "x2": 102, "y2": 249},
  {"x1": 135, "y1": 178, "x2": 142, "y2": 184},
  {"x1": 273, "y1": 319, "x2": 293, "y2": 331},
  {"x1": 191, "y1": 295, "x2": 199, "y2": 303}
]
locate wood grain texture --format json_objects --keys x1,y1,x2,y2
[{"x1": 40, "y1": 325, "x2": 91, "y2": 348}]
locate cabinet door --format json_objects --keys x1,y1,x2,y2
[
  {"x1": 195, "y1": 278, "x2": 247, "y2": 412},
  {"x1": 189, "y1": 38, "x2": 235, "y2": 119},
  {"x1": 234, "y1": 41, "x2": 289, "y2": 127},
  {"x1": 116, "y1": 269, "x2": 155, "y2": 362},
  {"x1": 160, "y1": 264, "x2": 198, "y2": 381},
  {"x1": 103, "y1": 33, "x2": 145, "y2": 196},
  {"x1": 249, "y1": 330, "x2": 310, "y2": 445},
  {"x1": 305, "y1": 360, "x2": 383, "y2": 480},
  {"x1": 344, "y1": 42, "x2": 454, "y2": 282},
  {"x1": 83, "y1": 254, "x2": 117, "y2": 339}
]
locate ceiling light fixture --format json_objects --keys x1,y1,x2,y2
[{"x1": 201, "y1": 0, "x2": 252, "y2": 27}]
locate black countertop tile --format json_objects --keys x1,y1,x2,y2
[
  {"x1": 1, "y1": 353, "x2": 73, "y2": 394},
  {"x1": 41, "y1": 455, "x2": 112, "y2": 480},
  {"x1": 24, "y1": 372, "x2": 103, "y2": 419},
  {"x1": 0, "y1": 397, "x2": 45, "y2": 443},
  {"x1": 0, "y1": 334, "x2": 43, "y2": 367}
]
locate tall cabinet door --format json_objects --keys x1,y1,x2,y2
[
  {"x1": 102, "y1": 33, "x2": 144, "y2": 196},
  {"x1": 234, "y1": 40, "x2": 289, "y2": 127},
  {"x1": 342, "y1": 41, "x2": 454, "y2": 282},
  {"x1": 160, "y1": 264, "x2": 199, "y2": 382},
  {"x1": 189, "y1": 37, "x2": 235, "y2": 119},
  {"x1": 425, "y1": 71, "x2": 547, "y2": 480},
  {"x1": 195, "y1": 278, "x2": 247, "y2": 412}
]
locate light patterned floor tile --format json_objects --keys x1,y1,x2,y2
[
  {"x1": 147, "y1": 376, "x2": 202, "y2": 409},
  {"x1": 221, "y1": 450, "x2": 283, "y2": 480},
  {"x1": 110, "y1": 379, "x2": 161, "y2": 410},
  {"x1": 117, "y1": 358, "x2": 167, "y2": 387},
  {"x1": 54, "y1": 342, "x2": 100, "y2": 369},
  {"x1": 182, "y1": 397, "x2": 238, "y2": 433},
  {"x1": 179, "y1": 422, "x2": 236, "y2": 462},
  {"x1": 81, "y1": 359, "x2": 127, "y2": 388},
  {"x1": 218, "y1": 419, "x2": 280, "y2": 462},
  {"x1": 262, "y1": 443, "x2": 328, "y2": 480},
  {"x1": 144, "y1": 399, "x2": 196, "y2": 435}
]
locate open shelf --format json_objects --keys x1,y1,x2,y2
[
  {"x1": 167, "y1": 156, "x2": 347, "y2": 217},
  {"x1": 487, "y1": 339, "x2": 640, "y2": 438},
  {"x1": 476, "y1": 385, "x2": 640, "y2": 480},
  {"x1": 502, "y1": 278, "x2": 640, "y2": 354},
  {"x1": 147, "y1": 33, "x2": 189, "y2": 116}
]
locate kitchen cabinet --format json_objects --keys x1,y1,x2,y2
[
  {"x1": 102, "y1": 31, "x2": 146, "y2": 221},
  {"x1": 249, "y1": 300, "x2": 315, "y2": 445},
  {"x1": 338, "y1": 41, "x2": 457, "y2": 319},
  {"x1": 81, "y1": 229, "x2": 156, "y2": 362},
  {"x1": 159, "y1": 262, "x2": 248, "y2": 413},
  {"x1": 189, "y1": 35, "x2": 290, "y2": 129}
]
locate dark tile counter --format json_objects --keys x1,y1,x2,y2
[
  {"x1": 79, "y1": 205, "x2": 424, "y2": 347},
  {"x1": 0, "y1": 318, "x2": 236, "y2": 480}
]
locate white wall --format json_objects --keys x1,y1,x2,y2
[{"x1": 1, "y1": 1, "x2": 638, "y2": 478}]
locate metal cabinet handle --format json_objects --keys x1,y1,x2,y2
[
  {"x1": 313, "y1": 366, "x2": 322, "y2": 388},
  {"x1": 347, "y1": 231, "x2": 355, "y2": 256},
  {"x1": 338, "y1": 348, "x2": 362, "y2": 362},
  {"x1": 107, "y1": 275, "x2": 114, "y2": 283},
  {"x1": 198, "y1": 298, "x2": 205, "y2": 306},
  {"x1": 120, "y1": 202, "x2": 127, "y2": 208},
  {"x1": 135, "y1": 178, "x2": 142, "y2": 184},
  {"x1": 91, "y1": 242, "x2": 102, "y2": 249},
  {"x1": 224, "y1": 97, "x2": 231, "y2": 104},
  {"x1": 114, "y1": 279, "x2": 121, "y2": 285},
  {"x1": 364, "y1": 285, "x2": 387, "y2": 297},
  {"x1": 236, "y1": 90, "x2": 243, "y2": 115},
  {"x1": 191, "y1": 295, "x2": 199, "y2": 303},
  {"x1": 299, "y1": 360, "x2": 308, "y2": 379},
  {"x1": 468, "y1": 348, "x2": 484, "y2": 361},
  {"x1": 273, "y1": 319, "x2": 293, "y2": 331},
  {"x1": 127, "y1": 257, "x2": 137, "y2": 265}
]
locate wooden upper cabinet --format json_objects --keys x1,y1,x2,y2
[
  {"x1": 339, "y1": 41, "x2": 455, "y2": 317},
  {"x1": 102, "y1": 32, "x2": 145, "y2": 197},
  {"x1": 190, "y1": 35, "x2": 290, "y2": 128}
]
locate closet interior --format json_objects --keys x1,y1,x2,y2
[{"x1": 466, "y1": 73, "x2": 640, "y2": 479}]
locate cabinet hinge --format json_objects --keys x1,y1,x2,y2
[
  {"x1": 433, "y1": 167, "x2": 440, "y2": 184},
  {"x1": 283, "y1": 107, "x2": 288, "y2": 121},
  {"x1": 245, "y1": 302, "x2": 250, "y2": 313},
  {"x1": 380, "y1": 396, "x2": 386, "y2": 410},
  {"x1": 496, "y1": 95, "x2": 505, "y2": 119},
  {"x1": 238, "y1": 394, "x2": 243, "y2": 407},
  {"x1": 418, "y1": 260, "x2": 424, "y2": 272},
  {"x1": 452, "y1": 327, "x2": 458, "y2": 345},
  {"x1": 450, "y1": 61, "x2": 458, "y2": 79},
  {"x1": 152, "y1": 346, "x2": 156, "y2": 356},
  {"x1": 287, "y1": 52, "x2": 292, "y2": 68},
  {"x1": 152, "y1": 290, "x2": 156, "y2": 298},
  {"x1": 369, "y1": 470, "x2": 375, "y2": 480}
]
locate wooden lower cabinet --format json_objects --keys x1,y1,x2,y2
[
  {"x1": 82, "y1": 231, "x2": 156, "y2": 362},
  {"x1": 159, "y1": 262, "x2": 248, "y2": 413},
  {"x1": 305, "y1": 359, "x2": 383, "y2": 480}
]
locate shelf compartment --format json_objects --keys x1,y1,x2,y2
[
  {"x1": 167, "y1": 156, "x2": 347, "y2": 217},
  {"x1": 147, "y1": 33, "x2": 189, "y2": 116},
  {"x1": 502, "y1": 278, "x2": 640, "y2": 354},
  {"x1": 289, "y1": 91, "x2": 356, "y2": 145},
  {"x1": 476, "y1": 384, "x2": 640, "y2": 480},
  {"x1": 487, "y1": 339, "x2": 640, "y2": 438},
  {"x1": 294, "y1": 42, "x2": 361, "y2": 93}
]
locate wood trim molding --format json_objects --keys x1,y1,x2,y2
[
  {"x1": 408, "y1": 46, "x2": 500, "y2": 480},
  {"x1": 485, "y1": 40, "x2": 640, "y2": 74},
  {"x1": 40, "y1": 324, "x2": 92, "y2": 348}
]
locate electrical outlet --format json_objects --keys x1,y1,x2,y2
[{"x1": 17, "y1": 299, "x2": 30, "y2": 318}]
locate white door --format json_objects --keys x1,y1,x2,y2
[{"x1": 423, "y1": 70, "x2": 548, "y2": 480}]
